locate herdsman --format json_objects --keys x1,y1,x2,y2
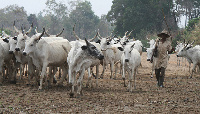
[{"x1": 153, "y1": 30, "x2": 174, "y2": 87}]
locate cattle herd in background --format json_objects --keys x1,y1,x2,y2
[{"x1": 0, "y1": 22, "x2": 200, "y2": 98}]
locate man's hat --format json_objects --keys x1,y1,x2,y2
[{"x1": 157, "y1": 29, "x2": 170, "y2": 38}]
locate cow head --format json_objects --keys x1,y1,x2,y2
[
  {"x1": 8, "y1": 36, "x2": 18, "y2": 54},
  {"x1": 177, "y1": 41, "x2": 195, "y2": 57},
  {"x1": 119, "y1": 43, "x2": 135, "y2": 62},
  {"x1": 14, "y1": 22, "x2": 33, "y2": 52},
  {"x1": 23, "y1": 28, "x2": 45, "y2": 56},
  {"x1": 82, "y1": 38, "x2": 104, "y2": 60},
  {"x1": 146, "y1": 48, "x2": 154, "y2": 61}
]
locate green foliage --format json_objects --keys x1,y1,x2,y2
[
  {"x1": 107, "y1": 0, "x2": 176, "y2": 37},
  {"x1": 186, "y1": 17, "x2": 200, "y2": 31}
]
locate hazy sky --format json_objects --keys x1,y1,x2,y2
[{"x1": 0, "y1": 0, "x2": 113, "y2": 17}]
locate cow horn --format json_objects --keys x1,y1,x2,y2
[
  {"x1": 25, "y1": 23, "x2": 33, "y2": 35},
  {"x1": 13, "y1": 21, "x2": 20, "y2": 33},
  {"x1": 127, "y1": 30, "x2": 133, "y2": 37},
  {"x1": 37, "y1": 28, "x2": 45, "y2": 40},
  {"x1": 89, "y1": 32, "x2": 98, "y2": 42},
  {"x1": 44, "y1": 29, "x2": 50, "y2": 37},
  {"x1": 85, "y1": 38, "x2": 90, "y2": 46},
  {"x1": 56, "y1": 28, "x2": 64, "y2": 37},
  {"x1": 35, "y1": 27, "x2": 38, "y2": 34},
  {"x1": 124, "y1": 31, "x2": 128, "y2": 36},
  {"x1": 73, "y1": 24, "x2": 80, "y2": 40},
  {"x1": 97, "y1": 31, "x2": 102, "y2": 40},
  {"x1": 21, "y1": 25, "x2": 25, "y2": 35},
  {"x1": 191, "y1": 40, "x2": 195, "y2": 45},
  {"x1": 2, "y1": 31, "x2": 9, "y2": 37}
]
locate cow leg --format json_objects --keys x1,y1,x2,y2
[
  {"x1": 19, "y1": 64, "x2": 25, "y2": 81},
  {"x1": 95, "y1": 65, "x2": 99, "y2": 87},
  {"x1": 190, "y1": 63, "x2": 197, "y2": 78},
  {"x1": 86, "y1": 68, "x2": 92, "y2": 88},
  {"x1": 119, "y1": 63, "x2": 122, "y2": 75},
  {"x1": 0, "y1": 61, "x2": 3, "y2": 85},
  {"x1": 128, "y1": 70, "x2": 132, "y2": 92},
  {"x1": 189, "y1": 62, "x2": 191, "y2": 73},
  {"x1": 114, "y1": 63, "x2": 118, "y2": 80},
  {"x1": 151, "y1": 63, "x2": 154, "y2": 78},
  {"x1": 110, "y1": 61, "x2": 114, "y2": 79},
  {"x1": 77, "y1": 68, "x2": 85, "y2": 97},
  {"x1": 134, "y1": 68, "x2": 137, "y2": 89},
  {"x1": 58, "y1": 65, "x2": 68, "y2": 86},
  {"x1": 122, "y1": 64, "x2": 126, "y2": 87},
  {"x1": 48, "y1": 67, "x2": 53, "y2": 88},
  {"x1": 38, "y1": 64, "x2": 48, "y2": 90},
  {"x1": 58, "y1": 67, "x2": 62, "y2": 79},
  {"x1": 100, "y1": 61, "x2": 106, "y2": 79}
]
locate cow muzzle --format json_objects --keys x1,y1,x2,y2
[
  {"x1": 176, "y1": 55, "x2": 179, "y2": 57},
  {"x1": 23, "y1": 52, "x2": 27, "y2": 56},
  {"x1": 9, "y1": 51, "x2": 13, "y2": 54},
  {"x1": 15, "y1": 48, "x2": 20, "y2": 51},
  {"x1": 98, "y1": 55, "x2": 104, "y2": 60},
  {"x1": 147, "y1": 59, "x2": 150, "y2": 61},
  {"x1": 125, "y1": 59, "x2": 129, "y2": 62}
]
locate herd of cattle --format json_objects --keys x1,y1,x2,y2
[{"x1": 0, "y1": 22, "x2": 200, "y2": 97}]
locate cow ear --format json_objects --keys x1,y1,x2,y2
[
  {"x1": 118, "y1": 47, "x2": 124, "y2": 51},
  {"x1": 3, "y1": 38, "x2": 9, "y2": 43},
  {"x1": 96, "y1": 40, "x2": 101, "y2": 44},
  {"x1": 123, "y1": 42, "x2": 126, "y2": 45},
  {"x1": 81, "y1": 45, "x2": 87, "y2": 50},
  {"x1": 131, "y1": 43, "x2": 135, "y2": 48},
  {"x1": 107, "y1": 42, "x2": 110, "y2": 45}
]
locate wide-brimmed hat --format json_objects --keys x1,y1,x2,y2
[{"x1": 157, "y1": 29, "x2": 170, "y2": 38}]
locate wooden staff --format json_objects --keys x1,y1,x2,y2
[{"x1": 162, "y1": 8, "x2": 172, "y2": 40}]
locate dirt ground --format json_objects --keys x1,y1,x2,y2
[{"x1": 0, "y1": 52, "x2": 200, "y2": 113}]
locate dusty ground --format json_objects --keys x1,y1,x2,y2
[{"x1": 0, "y1": 52, "x2": 200, "y2": 113}]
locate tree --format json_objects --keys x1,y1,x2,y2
[
  {"x1": 0, "y1": 5, "x2": 29, "y2": 36},
  {"x1": 69, "y1": 1, "x2": 100, "y2": 39},
  {"x1": 107, "y1": 0, "x2": 178, "y2": 39}
]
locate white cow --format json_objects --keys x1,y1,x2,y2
[
  {"x1": 99, "y1": 37, "x2": 124, "y2": 79},
  {"x1": 23, "y1": 29, "x2": 71, "y2": 90},
  {"x1": 66, "y1": 39, "x2": 104, "y2": 97},
  {"x1": 175, "y1": 42, "x2": 185, "y2": 66},
  {"x1": 177, "y1": 43, "x2": 200, "y2": 78},
  {"x1": 0, "y1": 34, "x2": 15, "y2": 84},
  {"x1": 70, "y1": 24, "x2": 101, "y2": 83},
  {"x1": 120, "y1": 43, "x2": 141, "y2": 92}
]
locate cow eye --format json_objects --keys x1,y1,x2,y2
[
  {"x1": 22, "y1": 39, "x2": 25, "y2": 41},
  {"x1": 15, "y1": 43, "x2": 17, "y2": 44},
  {"x1": 129, "y1": 51, "x2": 131, "y2": 53},
  {"x1": 30, "y1": 44, "x2": 33, "y2": 46}
]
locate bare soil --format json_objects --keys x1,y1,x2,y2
[{"x1": 0, "y1": 52, "x2": 200, "y2": 113}]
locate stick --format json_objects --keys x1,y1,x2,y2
[{"x1": 162, "y1": 8, "x2": 172, "y2": 40}]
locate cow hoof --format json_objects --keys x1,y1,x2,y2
[
  {"x1": 69, "y1": 92, "x2": 74, "y2": 98},
  {"x1": 53, "y1": 80, "x2": 57, "y2": 84},
  {"x1": 10, "y1": 80, "x2": 16, "y2": 84},
  {"x1": 57, "y1": 83, "x2": 64, "y2": 87},
  {"x1": 26, "y1": 84, "x2": 31, "y2": 86},
  {"x1": 38, "y1": 86, "x2": 43, "y2": 91},
  {"x1": 25, "y1": 71, "x2": 28, "y2": 76}
]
